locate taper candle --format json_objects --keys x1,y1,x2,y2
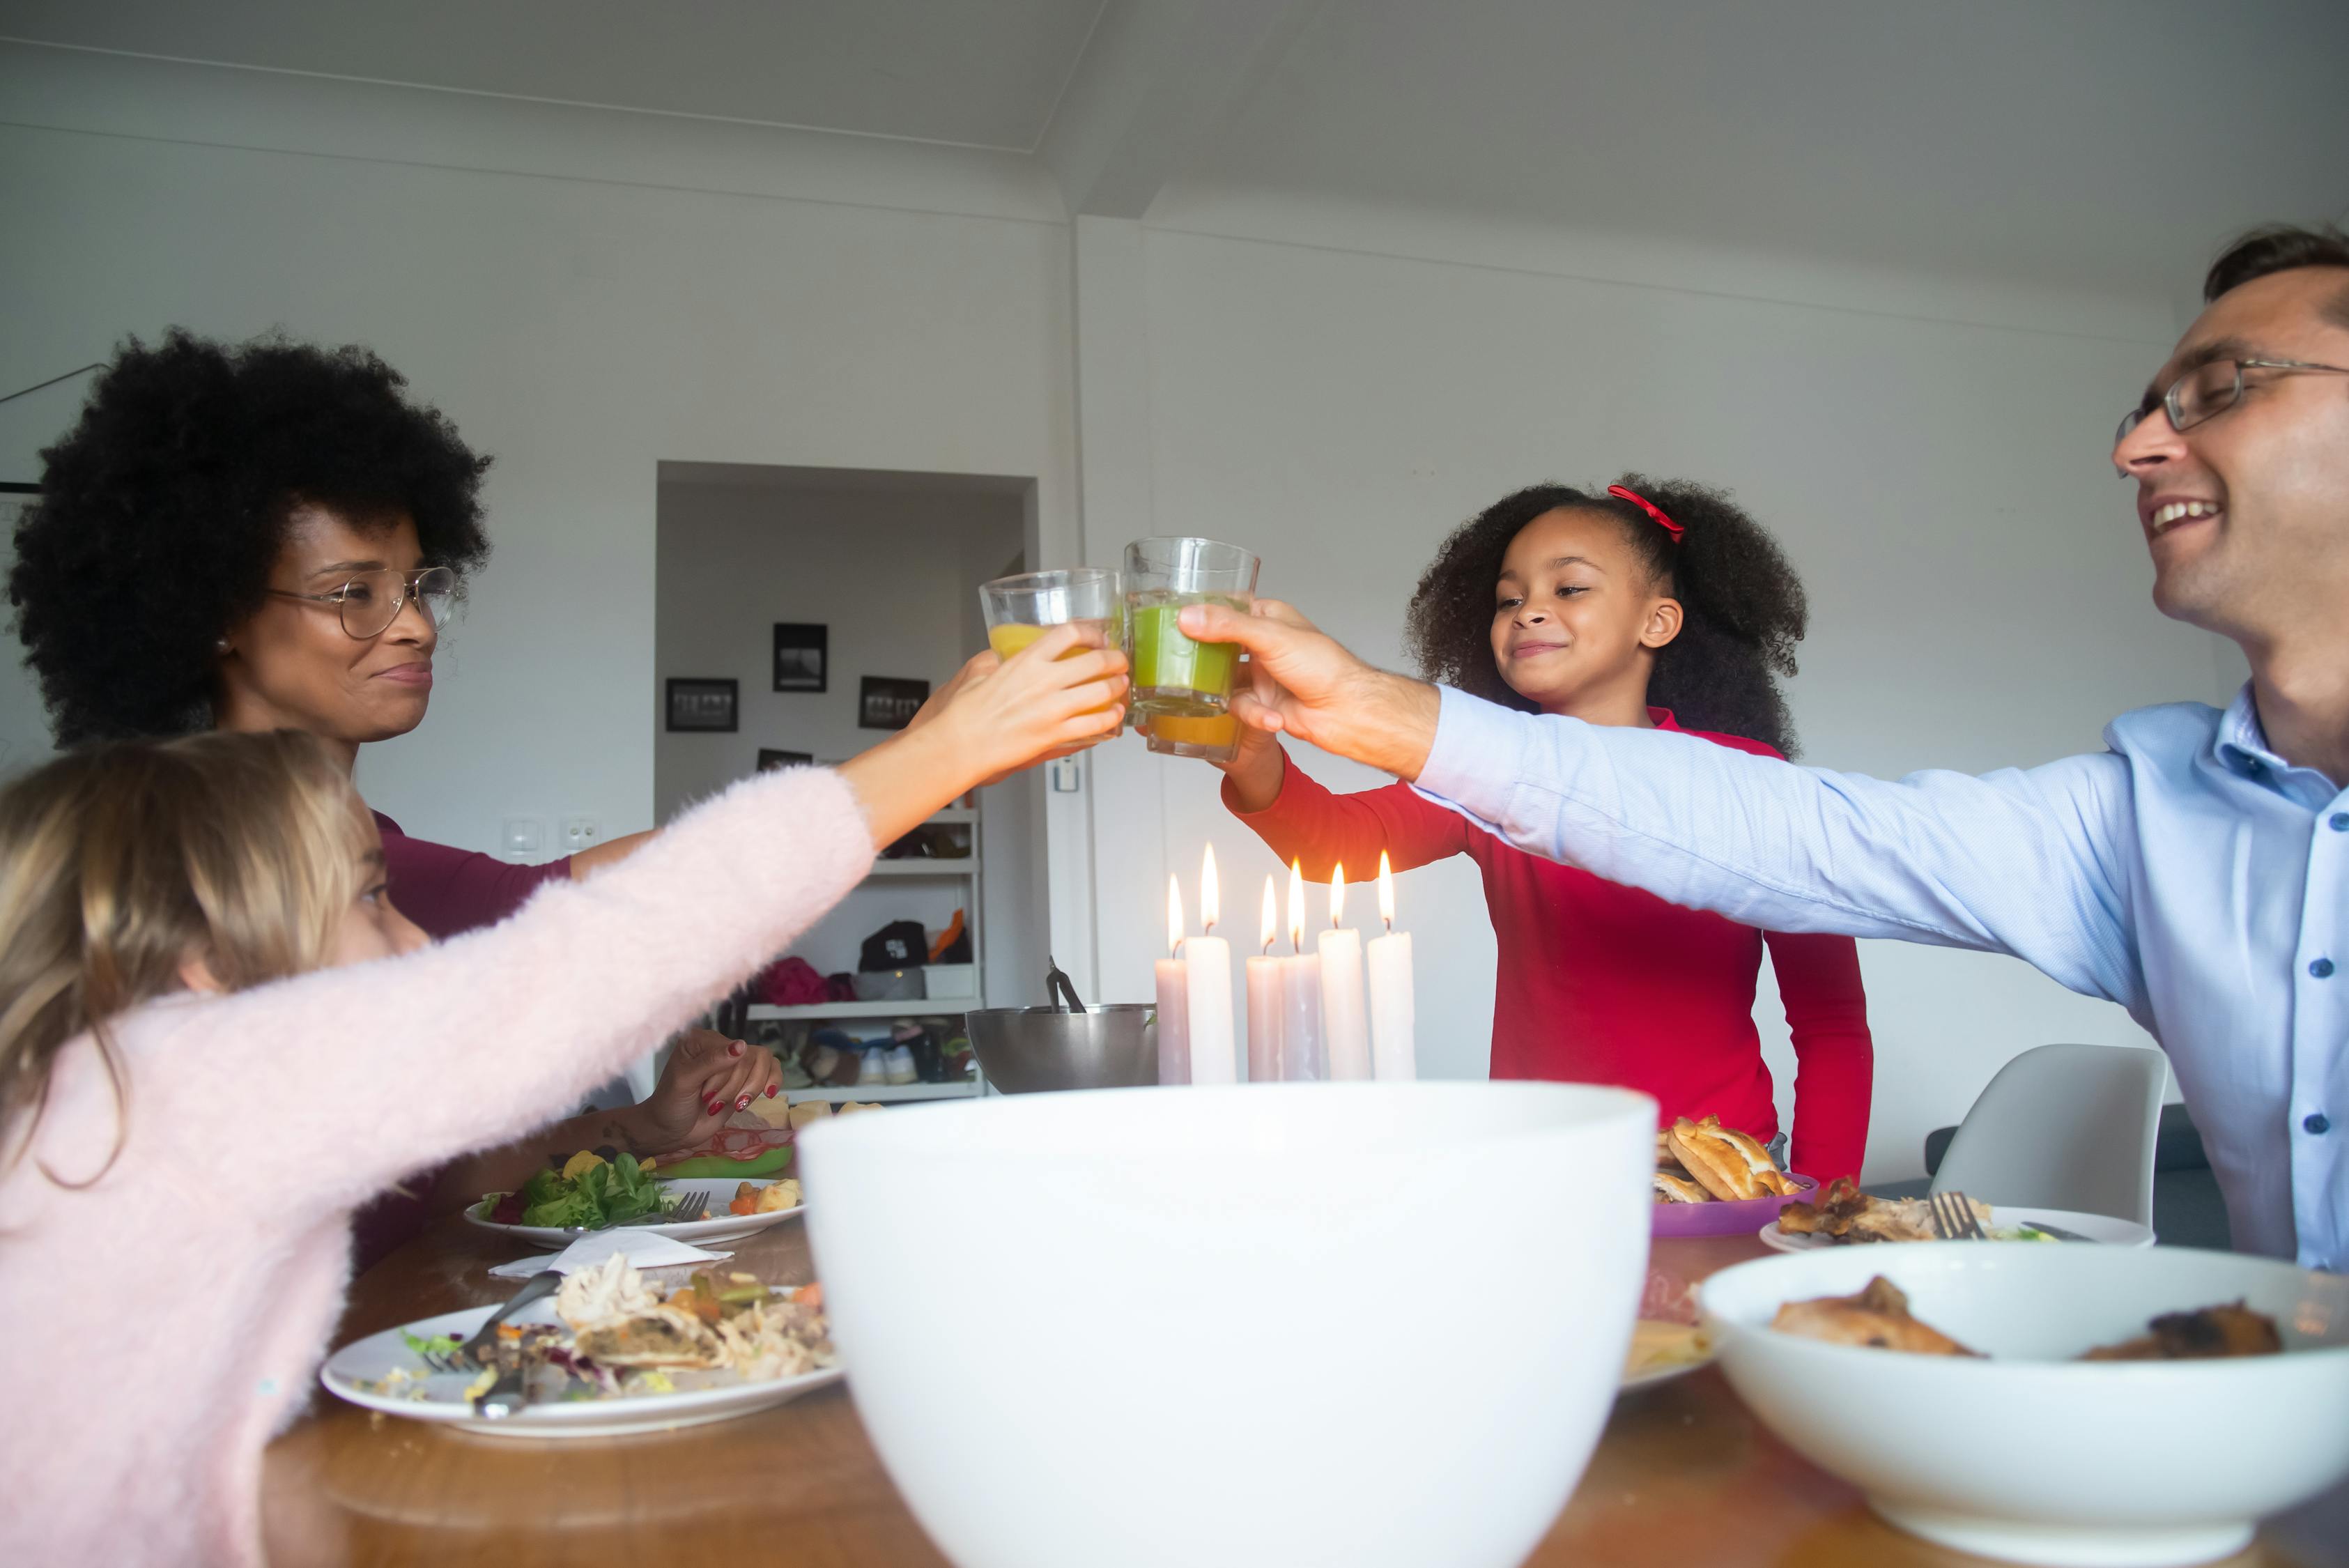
[
  {"x1": 1245, "y1": 874, "x2": 1282, "y2": 1084},
  {"x1": 1366, "y1": 851, "x2": 1417, "y2": 1081},
  {"x1": 1317, "y1": 862, "x2": 1370, "y2": 1081},
  {"x1": 1185, "y1": 845, "x2": 1238, "y2": 1084},
  {"x1": 1281, "y1": 858, "x2": 1325, "y2": 1080},
  {"x1": 1154, "y1": 874, "x2": 1191, "y2": 1086}
]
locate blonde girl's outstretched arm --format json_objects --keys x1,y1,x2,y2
[{"x1": 130, "y1": 624, "x2": 1125, "y2": 1218}]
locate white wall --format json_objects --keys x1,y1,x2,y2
[
  {"x1": 1076, "y1": 199, "x2": 2229, "y2": 1180},
  {"x1": 0, "y1": 43, "x2": 1081, "y2": 852},
  {"x1": 651, "y1": 475, "x2": 1038, "y2": 1008}
]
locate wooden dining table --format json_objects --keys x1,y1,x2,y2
[{"x1": 265, "y1": 1215, "x2": 2349, "y2": 1568}]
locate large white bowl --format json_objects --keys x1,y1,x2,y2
[
  {"x1": 801, "y1": 1082, "x2": 1654, "y2": 1568},
  {"x1": 1700, "y1": 1243, "x2": 2349, "y2": 1567}
]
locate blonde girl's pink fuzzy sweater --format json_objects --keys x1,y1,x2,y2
[{"x1": 0, "y1": 765, "x2": 875, "y2": 1568}]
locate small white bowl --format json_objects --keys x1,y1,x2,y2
[
  {"x1": 801, "y1": 1082, "x2": 1654, "y2": 1568},
  {"x1": 1700, "y1": 1243, "x2": 2349, "y2": 1567}
]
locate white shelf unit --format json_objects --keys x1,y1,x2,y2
[
  {"x1": 748, "y1": 997, "x2": 982, "y2": 1022},
  {"x1": 750, "y1": 804, "x2": 987, "y2": 1097},
  {"x1": 793, "y1": 1079, "x2": 978, "y2": 1104}
]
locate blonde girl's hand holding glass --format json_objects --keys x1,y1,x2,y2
[{"x1": 840, "y1": 620, "x2": 1127, "y2": 840}]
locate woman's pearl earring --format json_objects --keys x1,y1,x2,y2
[{"x1": 215, "y1": 638, "x2": 231, "y2": 654}]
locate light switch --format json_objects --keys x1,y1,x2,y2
[
  {"x1": 562, "y1": 815, "x2": 602, "y2": 853},
  {"x1": 1049, "y1": 758, "x2": 1083, "y2": 794},
  {"x1": 502, "y1": 817, "x2": 544, "y2": 858}
]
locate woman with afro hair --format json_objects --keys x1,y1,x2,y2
[
  {"x1": 7, "y1": 330, "x2": 794, "y2": 1259},
  {"x1": 1216, "y1": 478, "x2": 1874, "y2": 1180}
]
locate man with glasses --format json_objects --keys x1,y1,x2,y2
[{"x1": 1183, "y1": 223, "x2": 2349, "y2": 1270}]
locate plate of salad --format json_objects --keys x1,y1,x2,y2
[{"x1": 466, "y1": 1151, "x2": 806, "y2": 1250}]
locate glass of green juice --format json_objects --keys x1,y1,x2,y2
[
  {"x1": 1123, "y1": 537, "x2": 1260, "y2": 720},
  {"x1": 978, "y1": 568, "x2": 1125, "y2": 732}
]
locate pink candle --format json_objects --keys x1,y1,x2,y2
[{"x1": 1155, "y1": 875, "x2": 1190, "y2": 1086}]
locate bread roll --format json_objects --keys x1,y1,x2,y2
[
  {"x1": 1653, "y1": 1171, "x2": 1710, "y2": 1204},
  {"x1": 1665, "y1": 1116, "x2": 1765, "y2": 1201}
]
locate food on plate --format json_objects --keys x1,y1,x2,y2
[
  {"x1": 2083, "y1": 1301, "x2": 2283, "y2": 1361},
  {"x1": 1650, "y1": 1115, "x2": 1796, "y2": 1204},
  {"x1": 1653, "y1": 1171, "x2": 1710, "y2": 1205},
  {"x1": 1665, "y1": 1115, "x2": 1797, "y2": 1201},
  {"x1": 1624, "y1": 1319, "x2": 1712, "y2": 1381},
  {"x1": 729, "y1": 1178, "x2": 803, "y2": 1216},
  {"x1": 479, "y1": 1151, "x2": 677, "y2": 1229},
  {"x1": 1776, "y1": 1176, "x2": 1990, "y2": 1243},
  {"x1": 360, "y1": 1256, "x2": 838, "y2": 1408},
  {"x1": 1771, "y1": 1275, "x2": 1982, "y2": 1357}
]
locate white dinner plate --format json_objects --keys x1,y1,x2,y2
[
  {"x1": 464, "y1": 1181, "x2": 806, "y2": 1250},
  {"x1": 1758, "y1": 1203, "x2": 2155, "y2": 1253},
  {"x1": 1619, "y1": 1321, "x2": 1716, "y2": 1392},
  {"x1": 320, "y1": 1299, "x2": 842, "y2": 1438}
]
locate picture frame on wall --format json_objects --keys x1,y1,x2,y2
[
  {"x1": 756, "y1": 748, "x2": 814, "y2": 772},
  {"x1": 858, "y1": 676, "x2": 930, "y2": 732},
  {"x1": 772, "y1": 623, "x2": 828, "y2": 693},
  {"x1": 665, "y1": 677, "x2": 739, "y2": 732}
]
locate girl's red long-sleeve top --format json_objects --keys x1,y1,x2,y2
[{"x1": 1226, "y1": 710, "x2": 1875, "y2": 1181}]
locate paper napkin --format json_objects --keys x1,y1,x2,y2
[{"x1": 487, "y1": 1228, "x2": 733, "y2": 1279}]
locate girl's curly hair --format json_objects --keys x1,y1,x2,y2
[
  {"x1": 8, "y1": 330, "x2": 493, "y2": 746},
  {"x1": 1404, "y1": 475, "x2": 1810, "y2": 756}
]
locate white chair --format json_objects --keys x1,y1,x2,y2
[{"x1": 1928, "y1": 1043, "x2": 2169, "y2": 1228}]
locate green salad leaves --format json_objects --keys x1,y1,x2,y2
[{"x1": 516, "y1": 1153, "x2": 669, "y2": 1229}]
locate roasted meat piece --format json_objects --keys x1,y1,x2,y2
[
  {"x1": 2083, "y1": 1300, "x2": 2283, "y2": 1361},
  {"x1": 1771, "y1": 1275, "x2": 1982, "y2": 1357}
]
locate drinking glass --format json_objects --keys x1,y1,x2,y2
[
  {"x1": 1122, "y1": 537, "x2": 1259, "y2": 719},
  {"x1": 978, "y1": 568, "x2": 1125, "y2": 730},
  {"x1": 1139, "y1": 710, "x2": 1241, "y2": 763}
]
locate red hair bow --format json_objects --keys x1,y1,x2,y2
[{"x1": 1608, "y1": 484, "x2": 1684, "y2": 541}]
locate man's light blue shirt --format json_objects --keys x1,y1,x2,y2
[{"x1": 1415, "y1": 684, "x2": 2346, "y2": 1270}]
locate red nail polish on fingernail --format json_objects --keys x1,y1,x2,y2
[
  {"x1": 765, "y1": 1084, "x2": 779, "y2": 1097},
  {"x1": 706, "y1": 1100, "x2": 723, "y2": 1116},
  {"x1": 730, "y1": 1042, "x2": 743, "y2": 1056},
  {"x1": 735, "y1": 1096, "x2": 751, "y2": 1112}
]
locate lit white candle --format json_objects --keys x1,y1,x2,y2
[
  {"x1": 1245, "y1": 874, "x2": 1282, "y2": 1084},
  {"x1": 1154, "y1": 874, "x2": 1190, "y2": 1086},
  {"x1": 1185, "y1": 845, "x2": 1238, "y2": 1085},
  {"x1": 1318, "y1": 862, "x2": 1370, "y2": 1081},
  {"x1": 1281, "y1": 858, "x2": 1325, "y2": 1080},
  {"x1": 1366, "y1": 851, "x2": 1417, "y2": 1082}
]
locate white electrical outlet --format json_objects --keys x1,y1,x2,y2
[{"x1": 562, "y1": 816, "x2": 601, "y2": 853}]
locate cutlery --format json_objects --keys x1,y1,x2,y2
[
  {"x1": 472, "y1": 1361, "x2": 532, "y2": 1419},
  {"x1": 424, "y1": 1268, "x2": 563, "y2": 1373},
  {"x1": 1930, "y1": 1190, "x2": 1989, "y2": 1241},
  {"x1": 2016, "y1": 1219, "x2": 2095, "y2": 1243}
]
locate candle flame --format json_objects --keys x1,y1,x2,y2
[
  {"x1": 1288, "y1": 859, "x2": 1306, "y2": 953},
  {"x1": 1166, "y1": 874, "x2": 1184, "y2": 958},
  {"x1": 1330, "y1": 861, "x2": 1346, "y2": 928},
  {"x1": 1378, "y1": 850, "x2": 1395, "y2": 932},
  {"x1": 1259, "y1": 874, "x2": 1277, "y2": 954},
  {"x1": 1200, "y1": 843, "x2": 1219, "y2": 933}
]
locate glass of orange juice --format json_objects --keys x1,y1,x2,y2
[
  {"x1": 979, "y1": 569, "x2": 1126, "y2": 732},
  {"x1": 1138, "y1": 710, "x2": 1240, "y2": 763}
]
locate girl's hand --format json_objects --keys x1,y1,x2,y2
[
  {"x1": 927, "y1": 621, "x2": 1127, "y2": 783},
  {"x1": 839, "y1": 623, "x2": 1127, "y2": 847},
  {"x1": 1212, "y1": 654, "x2": 1288, "y2": 810}
]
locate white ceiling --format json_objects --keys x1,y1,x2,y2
[
  {"x1": 0, "y1": 0, "x2": 1109, "y2": 149},
  {"x1": 4, "y1": 0, "x2": 2343, "y2": 295}
]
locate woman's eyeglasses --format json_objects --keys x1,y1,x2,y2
[
  {"x1": 266, "y1": 566, "x2": 461, "y2": 640},
  {"x1": 2118, "y1": 357, "x2": 2349, "y2": 447}
]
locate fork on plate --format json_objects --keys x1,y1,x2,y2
[
  {"x1": 1929, "y1": 1190, "x2": 1989, "y2": 1241},
  {"x1": 422, "y1": 1268, "x2": 564, "y2": 1373}
]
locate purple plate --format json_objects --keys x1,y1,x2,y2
[{"x1": 1651, "y1": 1171, "x2": 1817, "y2": 1238}]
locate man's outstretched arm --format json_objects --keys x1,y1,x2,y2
[{"x1": 1180, "y1": 601, "x2": 2144, "y2": 1010}]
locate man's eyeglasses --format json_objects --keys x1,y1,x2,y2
[
  {"x1": 266, "y1": 566, "x2": 460, "y2": 640},
  {"x1": 2118, "y1": 358, "x2": 2349, "y2": 447}
]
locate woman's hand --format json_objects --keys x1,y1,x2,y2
[{"x1": 632, "y1": 1030, "x2": 783, "y2": 1151}]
